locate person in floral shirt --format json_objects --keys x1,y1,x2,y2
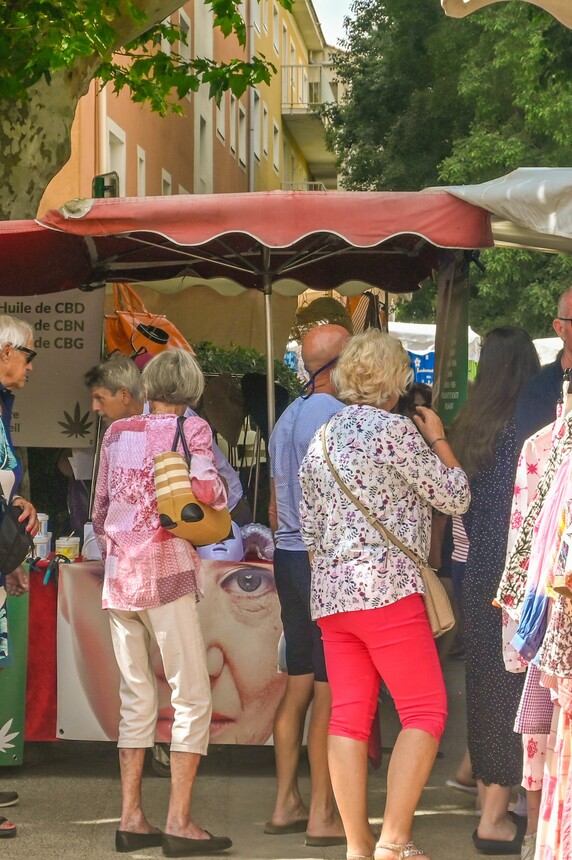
[{"x1": 299, "y1": 329, "x2": 470, "y2": 860}]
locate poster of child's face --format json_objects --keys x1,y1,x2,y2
[{"x1": 57, "y1": 559, "x2": 286, "y2": 746}]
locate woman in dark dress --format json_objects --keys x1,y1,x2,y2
[{"x1": 449, "y1": 327, "x2": 540, "y2": 856}]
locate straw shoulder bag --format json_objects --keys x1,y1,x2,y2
[{"x1": 154, "y1": 416, "x2": 232, "y2": 547}]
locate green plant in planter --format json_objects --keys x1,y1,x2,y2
[{"x1": 193, "y1": 341, "x2": 302, "y2": 401}]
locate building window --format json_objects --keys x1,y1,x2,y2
[
  {"x1": 238, "y1": 105, "x2": 247, "y2": 168},
  {"x1": 230, "y1": 95, "x2": 237, "y2": 155},
  {"x1": 161, "y1": 15, "x2": 172, "y2": 55},
  {"x1": 178, "y1": 10, "x2": 192, "y2": 103},
  {"x1": 198, "y1": 116, "x2": 208, "y2": 193},
  {"x1": 273, "y1": 5, "x2": 279, "y2": 53},
  {"x1": 178, "y1": 184, "x2": 190, "y2": 195},
  {"x1": 253, "y1": 90, "x2": 261, "y2": 161},
  {"x1": 252, "y1": 0, "x2": 260, "y2": 32},
  {"x1": 272, "y1": 121, "x2": 280, "y2": 172},
  {"x1": 162, "y1": 169, "x2": 172, "y2": 195},
  {"x1": 216, "y1": 92, "x2": 226, "y2": 141},
  {"x1": 263, "y1": 0, "x2": 269, "y2": 31},
  {"x1": 262, "y1": 104, "x2": 269, "y2": 155},
  {"x1": 107, "y1": 118, "x2": 126, "y2": 196},
  {"x1": 178, "y1": 10, "x2": 191, "y2": 61},
  {"x1": 137, "y1": 146, "x2": 146, "y2": 196}
]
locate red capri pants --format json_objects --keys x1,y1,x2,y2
[{"x1": 318, "y1": 594, "x2": 447, "y2": 742}]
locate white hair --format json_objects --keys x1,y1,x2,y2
[{"x1": 0, "y1": 315, "x2": 33, "y2": 349}]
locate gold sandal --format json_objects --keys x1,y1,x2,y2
[
  {"x1": 375, "y1": 841, "x2": 426, "y2": 859},
  {"x1": 347, "y1": 855, "x2": 374, "y2": 860}
]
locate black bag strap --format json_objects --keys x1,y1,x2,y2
[{"x1": 171, "y1": 415, "x2": 192, "y2": 466}]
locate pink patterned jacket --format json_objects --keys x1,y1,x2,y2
[{"x1": 92, "y1": 413, "x2": 227, "y2": 611}]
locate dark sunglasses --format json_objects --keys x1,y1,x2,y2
[{"x1": 13, "y1": 345, "x2": 37, "y2": 364}]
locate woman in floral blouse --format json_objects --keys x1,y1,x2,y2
[{"x1": 299, "y1": 330, "x2": 470, "y2": 860}]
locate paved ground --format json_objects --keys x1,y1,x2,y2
[{"x1": 0, "y1": 658, "x2": 508, "y2": 859}]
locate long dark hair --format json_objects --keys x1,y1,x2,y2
[{"x1": 448, "y1": 327, "x2": 540, "y2": 478}]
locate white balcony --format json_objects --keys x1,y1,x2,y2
[{"x1": 281, "y1": 64, "x2": 338, "y2": 189}]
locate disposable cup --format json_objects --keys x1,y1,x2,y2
[
  {"x1": 55, "y1": 536, "x2": 81, "y2": 560},
  {"x1": 33, "y1": 531, "x2": 52, "y2": 560},
  {"x1": 36, "y1": 513, "x2": 49, "y2": 536}
]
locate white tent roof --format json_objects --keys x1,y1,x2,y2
[
  {"x1": 533, "y1": 336, "x2": 562, "y2": 366},
  {"x1": 388, "y1": 321, "x2": 481, "y2": 361},
  {"x1": 433, "y1": 168, "x2": 572, "y2": 255},
  {"x1": 441, "y1": 0, "x2": 572, "y2": 30}
]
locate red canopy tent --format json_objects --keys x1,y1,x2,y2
[{"x1": 0, "y1": 190, "x2": 493, "y2": 426}]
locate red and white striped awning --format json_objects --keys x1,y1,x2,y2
[{"x1": 0, "y1": 190, "x2": 492, "y2": 297}]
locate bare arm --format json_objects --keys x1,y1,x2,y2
[
  {"x1": 412, "y1": 406, "x2": 462, "y2": 469},
  {"x1": 268, "y1": 480, "x2": 278, "y2": 535}
]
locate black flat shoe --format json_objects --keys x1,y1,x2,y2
[
  {"x1": 115, "y1": 829, "x2": 163, "y2": 852},
  {"x1": 472, "y1": 827, "x2": 523, "y2": 855},
  {"x1": 162, "y1": 831, "x2": 232, "y2": 857}
]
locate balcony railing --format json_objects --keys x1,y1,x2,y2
[
  {"x1": 281, "y1": 64, "x2": 337, "y2": 112},
  {"x1": 280, "y1": 181, "x2": 327, "y2": 192}
]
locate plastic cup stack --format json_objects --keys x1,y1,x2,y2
[{"x1": 33, "y1": 513, "x2": 52, "y2": 559}]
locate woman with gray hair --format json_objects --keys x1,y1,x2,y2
[
  {"x1": 299, "y1": 330, "x2": 470, "y2": 860},
  {"x1": 0, "y1": 314, "x2": 39, "y2": 838},
  {"x1": 92, "y1": 348, "x2": 232, "y2": 857}
]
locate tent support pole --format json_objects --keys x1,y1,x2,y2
[
  {"x1": 262, "y1": 260, "x2": 275, "y2": 435},
  {"x1": 433, "y1": 250, "x2": 470, "y2": 426}
]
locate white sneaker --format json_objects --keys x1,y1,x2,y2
[{"x1": 521, "y1": 833, "x2": 536, "y2": 860}]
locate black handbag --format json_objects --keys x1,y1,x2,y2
[{"x1": 0, "y1": 496, "x2": 34, "y2": 573}]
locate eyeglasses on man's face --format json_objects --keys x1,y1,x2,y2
[
  {"x1": 558, "y1": 318, "x2": 572, "y2": 323},
  {"x1": 13, "y1": 345, "x2": 37, "y2": 364}
]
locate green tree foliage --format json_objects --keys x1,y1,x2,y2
[
  {"x1": 0, "y1": 0, "x2": 292, "y2": 219},
  {"x1": 440, "y1": 6, "x2": 572, "y2": 184},
  {"x1": 0, "y1": 1, "x2": 291, "y2": 109},
  {"x1": 328, "y1": 1, "x2": 572, "y2": 336},
  {"x1": 323, "y1": 0, "x2": 478, "y2": 191}
]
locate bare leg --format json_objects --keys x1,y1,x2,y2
[
  {"x1": 375, "y1": 728, "x2": 438, "y2": 860},
  {"x1": 456, "y1": 747, "x2": 475, "y2": 786},
  {"x1": 306, "y1": 681, "x2": 345, "y2": 838},
  {"x1": 476, "y1": 782, "x2": 517, "y2": 842},
  {"x1": 118, "y1": 748, "x2": 159, "y2": 834},
  {"x1": 267, "y1": 673, "x2": 314, "y2": 826},
  {"x1": 524, "y1": 789, "x2": 541, "y2": 836},
  {"x1": 327, "y1": 736, "x2": 375, "y2": 858},
  {"x1": 165, "y1": 751, "x2": 209, "y2": 839}
]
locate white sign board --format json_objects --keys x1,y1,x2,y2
[{"x1": 0, "y1": 289, "x2": 105, "y2": 448}]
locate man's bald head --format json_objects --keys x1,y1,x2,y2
[{"x1": 301, "y1": 324, "x2": 351, "y2": 395}]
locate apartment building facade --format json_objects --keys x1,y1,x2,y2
[{"x1": 38, "y1": 0, "x2": 339, "y2": 215}]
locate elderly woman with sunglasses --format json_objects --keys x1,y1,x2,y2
[
  {"x1": 0, "y1": 315, "x2": 39, "y2": 839},
  {"x1": 299, "y1": 330, "x2": 470, "y2": 860}
]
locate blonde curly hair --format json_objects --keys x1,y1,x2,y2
[{"x1": 332, "y1": 329, "x2": 413, "y2": 407}]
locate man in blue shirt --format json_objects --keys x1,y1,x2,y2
[
  {"x1": 265, "y1": 324, "x2": 350, "y2": 847},
  {"x1": 515, "y1": 286, "x2": 572, "y2": 445}
]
